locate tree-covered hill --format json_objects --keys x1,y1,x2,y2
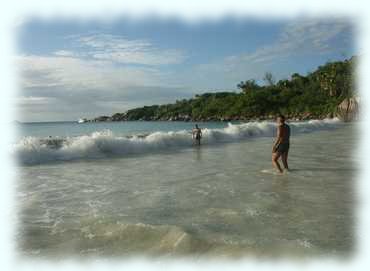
[{"x1": 90, "y1": 57, "x2": 357, "y2": 122}]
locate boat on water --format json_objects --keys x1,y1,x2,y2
[{"x1": 78, "y1": 118, "x2": 88, "y2": 123}]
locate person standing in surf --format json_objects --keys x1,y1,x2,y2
[
  {"x1": 272, "y1": 114, "x2": 290, "y2": 173},
  {"x1": 192, "y1": 124, "x2": 202, "y2": 146}
]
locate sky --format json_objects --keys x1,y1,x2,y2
[{"x1": 15, "y1": 17, "x2": 355, "y2": 122}]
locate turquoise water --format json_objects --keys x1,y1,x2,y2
[{"x1": 15, "y1": 120, "x2": 356, "y2": 258}]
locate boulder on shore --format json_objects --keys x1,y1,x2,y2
[{"x1": 336, "y1": 97, "x2": 359, "y2": 122}]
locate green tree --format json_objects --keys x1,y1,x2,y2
[
  {"x1": 263, "y1": 72, "x2": 275, "y2": 86},
  {"x1": 237, "y1": 79, "x2": 260, "y2": 94}
]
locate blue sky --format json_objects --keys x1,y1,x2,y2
[{"x1": 16, "y1": 18, "x2": 354, "y2": 122}]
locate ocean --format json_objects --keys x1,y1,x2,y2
[{"x1": 14, "y1": 119, "x2": 356, "y2": 258}]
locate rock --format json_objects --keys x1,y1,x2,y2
[
  {"x1": 336, "y1": 97, "x2": 359, "y2": 122},
  {"x1": 325, "y1": 112, "x2": 333, "y2": 118},
  {"x1": 94, "y1": 116, "x2": 111, "y2": 122},
  {"x1": 301, "y1": 112, "x2": 312, "y2": 120}
]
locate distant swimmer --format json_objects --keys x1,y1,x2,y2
[
  {"x1": 192, "y1": 124, "x2": 202, "y2": 146},
  {"x1": 272, "y1": 114, "x2": 290, "y2": 174}
]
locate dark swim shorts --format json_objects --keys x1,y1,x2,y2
[{"x1": 276, "y1": 142, "x2": 290, "y2": 154}]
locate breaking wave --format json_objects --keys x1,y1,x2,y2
[{"x1": 15, "y1": 118, "x2": 341, "y2": 165}]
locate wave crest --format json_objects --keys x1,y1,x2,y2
[{"x1": 15, "y1": 118, "x2": 341, "y2": 165}]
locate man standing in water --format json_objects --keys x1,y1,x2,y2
[
  {"x1": 272, "y1": 114, "x2": 290, "y2": 173},
  {"x1": 192, "y1": 124, "x2": 202, "y2": 146}
]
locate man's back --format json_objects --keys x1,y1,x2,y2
[
  {"x1": 280, "y1": 123, "x2": 290, "y2": 144},
  {"x1": 194, "y1": 128, "x2": 201, "y2": 139}
]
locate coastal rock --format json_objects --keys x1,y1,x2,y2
[
  {"x1": 221, "y1": 116, "x2": 232, "y2": 121},
  {"x1": 93, "y1": 116, "x2": 111, "y2": 122},
  {"x1": 301, "y1": 112, "x2": 312, "y2": 120},
  {"x1": 326, "y1": 112, "x2": 334, "y2": 119},
  {"x1": 336, "y1": 97, "x2": 359, "y2": 122}
]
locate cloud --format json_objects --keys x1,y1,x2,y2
[
  {"x1": 15, "y1": 96, "x2": 56, "y2": 106},
  {"x1": 240, "y1": 18, "x2": 353, "y2": 63},
  {"x1": 72, "y1": 34, "x2": 187, "y2": 65},
  {"x1": 53, "y1": 50, "x2": 75, "y2": 57},
  {"x1": 17, "y1": 33, "x2": 187, "y2": 92},
  {"x1": 16, "y1": 42, "x2": 189, "y2": 121},
  {"x1": 193, "y1": 18, "x2": 353, "y2": 86},
  {"x1": 16, "y1": 84, "x2": 192, "y2": 122},
  {"x1": 17, "y1": 54, "x2": 164, "y2": 90}
]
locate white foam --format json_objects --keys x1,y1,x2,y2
[{"x1": 14, "y1": 118, "x2": 341, "y2": 165}]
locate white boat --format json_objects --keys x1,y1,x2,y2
[{"x1": 78, "y1": 118, "x2": 87, "y2": 123}]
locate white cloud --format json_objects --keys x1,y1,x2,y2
[
  {"x1": 15, "y1": 96, "x2": 55, "y2": 106},
  {"x1": 73, "y1": 34, "x2": 187, "y2": 65},
  {"x1": 16, "y1": 48, "x2": 189, "y2": 121},
  {"x1": 192, "y1": 18, "x2": 353, "y2": 86},
  {"x1": 17, "y1": 34, "x2": 187, "y2": 92},
  {"x1": 17, "y1": 54, "x2": 163, "y2": 90},
  {"x1": 240, "y1": 18, "x2": 353, "y2": 63},
  {"x1": 53, "y1": 50, "x2": 75, "y2": 57}
]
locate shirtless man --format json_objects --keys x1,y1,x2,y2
[
  {"x1": 192, "y1": 124, "x2": 202, "y2": 146},
  {"x1": 272, "y1": 114, "x2": 290, "y2": 173}
]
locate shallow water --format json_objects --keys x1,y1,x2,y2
[{"x1": 15, "y1": 122, "x2": 356, "y2": 258}]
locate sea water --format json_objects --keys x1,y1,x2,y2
[{"x1": 14, "y1": 119, "x2": 356, "y2": 258}]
